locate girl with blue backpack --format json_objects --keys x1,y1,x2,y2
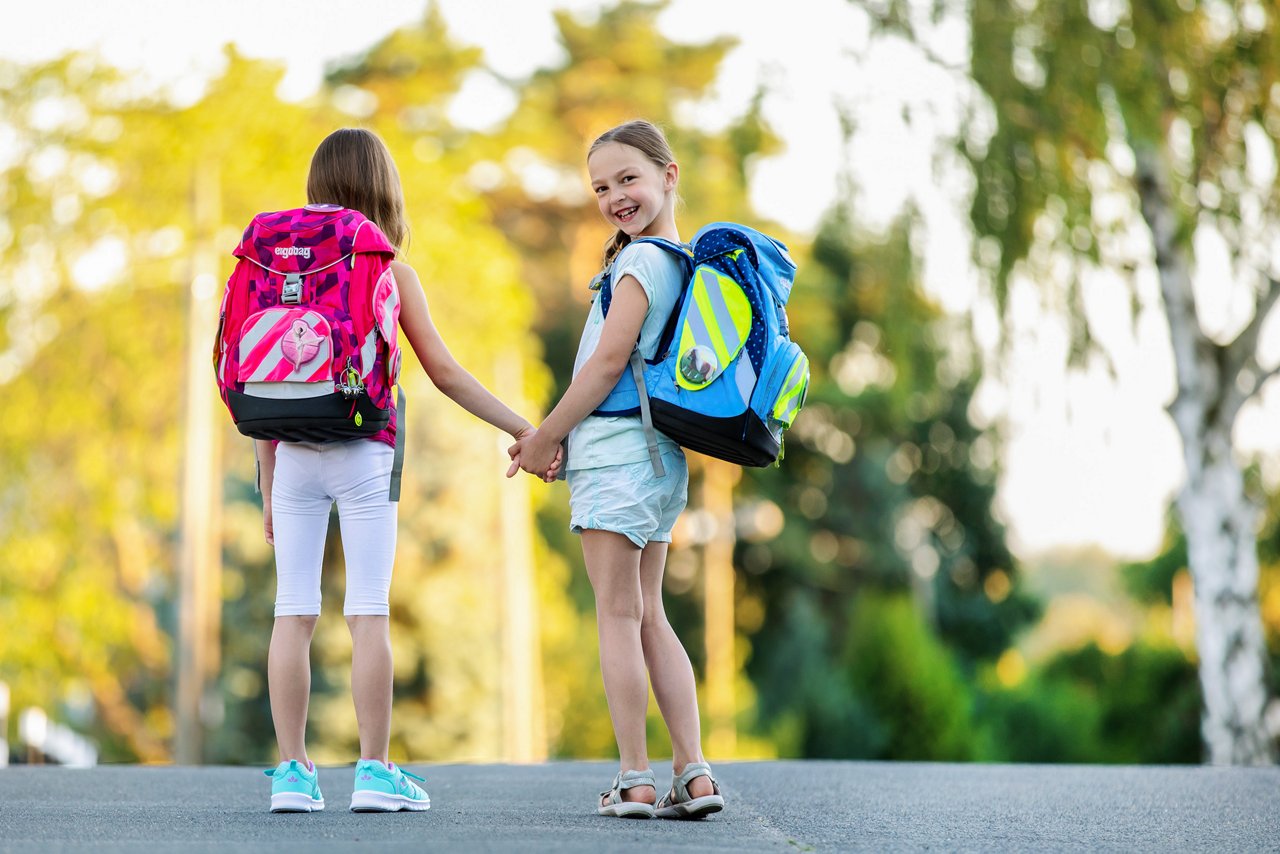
[
  {"x1": 230, "y1": 128, "x2": 556, "y2": 812},
  {"x1": 508, "y1": 120, "x2": 725, "y2": 820}
]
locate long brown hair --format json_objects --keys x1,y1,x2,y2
[
  {"x1": 306, "y1": 128, "x2": 409, "y2": 250},
  {"x1": 588, "y1": 120, "x2": 677, "y2": 268}
]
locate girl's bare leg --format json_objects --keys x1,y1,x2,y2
[
  {"x1": 268, "y1": 615, "x2": 319, "y2": 765},
  {"x1": 638, "y1": 542, "x2": 713, "y2": 798},
  {"x1": 582, "y1": 529, "x2": 656, "y2": 805},
  {"x1": 347, "y1": 614, "x2": 393, "y2": 762}
]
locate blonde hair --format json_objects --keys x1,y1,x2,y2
[
  {"x1": 588, "y1": 120, "x2": 677, "y2": 268},
  {"x1": 306, "y1": 128, "x2": 409, "y2": 250}
]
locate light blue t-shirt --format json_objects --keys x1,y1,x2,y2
[{"x1": 567, "y1": 241, "x2": 685, "y2": 470}]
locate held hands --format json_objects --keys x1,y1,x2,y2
[{"x1": 506, "y1": 425, "x2": 562, "y2": 483}]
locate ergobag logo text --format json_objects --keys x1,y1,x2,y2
[
  {"x1": 213, "y1": 206, "x2": 408, "y2": 499},
  {"x1": 591, "y1": 222, "x2": 809, "y2": 471}
]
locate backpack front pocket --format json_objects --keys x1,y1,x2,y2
[{"x1": 237, "y1": 308, "x2": 334, "y2": 397}]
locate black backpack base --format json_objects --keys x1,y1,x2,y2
[
  {"x1": 228, "y1": 389, "x2": 390, "y2": 443},
  {"x1": 650, "y1": 399, "x2": 780, "y2": 467}
]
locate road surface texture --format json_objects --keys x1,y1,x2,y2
[{"x1": 1, "y1": 760, "x2": 1277, "y2": 852}]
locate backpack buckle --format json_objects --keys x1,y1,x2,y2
[{"x1": 282, "y1": 273, "x2": 303, "y2": 305}]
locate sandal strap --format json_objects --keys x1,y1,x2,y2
[
  {"x1": 669, "y1": 761, "x2": 717, "y2": 804},
  {"x1": 600, "y1": 769, "x2": 657, "y2": 804}
]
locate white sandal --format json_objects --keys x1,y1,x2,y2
[
  {"x1": 655, "y1": 761, "x2": 724, "y2": 820},
  {"x1": 598, "y1": 769, "x2": 657, "y2": 819}
]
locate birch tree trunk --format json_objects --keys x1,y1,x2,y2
[{"x1": 1137, "y1": 150, "x2": 1276, "y2": 765}]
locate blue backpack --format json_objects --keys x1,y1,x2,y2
[{"x1": 590, "y1": 222, "x2": 809, "y2": 474}]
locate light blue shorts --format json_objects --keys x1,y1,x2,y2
[{"x1": 567, "y1": 449, "x2": 689, "y2": 549}]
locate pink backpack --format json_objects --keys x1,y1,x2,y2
[{"x1": 213, "y1": 204, "x2": 406, "y2": 497}]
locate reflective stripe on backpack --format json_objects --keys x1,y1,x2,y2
[{"x1": 675, "y1": 265, "x2": 753, "y2": 391}]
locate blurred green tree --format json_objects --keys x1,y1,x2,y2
[
  {"x1": 982, "y1": 641, "x2": 1201, "y2": 764},
  {"x1": 945, "y1": 0, "x2": 1280, "y2": 763},
  {"x1": 741, "y1": 145, "x2": 1036, "y2": 757},
  {"x1": 846, "y1": 594, "x2": 976, "y2": 760}
]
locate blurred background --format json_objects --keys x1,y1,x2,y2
[{"x1": 1, "y1": 0, "x2": 1278, "y2": 767}]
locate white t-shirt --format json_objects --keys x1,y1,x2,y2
[{"x1": 566, "y1": 241, "x2": 686, "y2": 470}]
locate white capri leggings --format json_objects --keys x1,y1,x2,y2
[{"x1": 271, "y1": 439, "x2": 397, "y2": 617}]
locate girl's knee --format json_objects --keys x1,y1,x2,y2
[
  {"x1": 277, "y1": 614, "x2": 319, "y2": 633},
  {"x1": 639, "y1": 604, "x2": 668, "y2": 632},
  {"x1": 599, "y1": 599, "x2": 644, "y2": 624},
  {"x1": 345, "y1": 613, "x2": 390, "y2": 633}
]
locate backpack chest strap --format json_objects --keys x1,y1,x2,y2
[{"x1": 281, "y1": 273, "x2": 303, "y2": 305}]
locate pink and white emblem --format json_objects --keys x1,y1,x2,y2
[{"x1": 282, "y1": 320, "x2": 324, "y2": 371}]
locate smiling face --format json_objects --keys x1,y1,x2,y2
[{"x1": 587, "y1": 141, "x2": 678, "y2": 239}]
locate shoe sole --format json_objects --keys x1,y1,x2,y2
[
  {"x1": 350, "y1": 791, "x2": 431, "y2": 812},
  {"x1": 598, "y1": 802, "x2": 655, "y2": 819},
  {"x1": 656, "y1": 795, "x2": 724, "y2": 820},
  {"x1": 270, "y1": 792, "x2": 325, "y2": 813}
]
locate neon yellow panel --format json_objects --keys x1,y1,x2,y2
[{"x1": 676, "y1": 266, "x2": 752, "y2": 391}]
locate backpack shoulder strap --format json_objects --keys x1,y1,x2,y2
[
  {"x1": 352, "y1": 217, "x2": 395, "y2": 257},
  {"x1": 388, "y1": 387, "x2": 407, "y2": 501},
  {"x1": 598, "y1": 237, "x2": 693, "y2": 318}
]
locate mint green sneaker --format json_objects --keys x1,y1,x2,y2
[
  {"x1": 263, "y1": 759, "x2": 325, "y2": 813},
  {"x1": 349, "y1": 759, "x2": 431, "y2": 812}
]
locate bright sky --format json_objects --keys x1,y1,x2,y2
[{"x1": 4, "y1": 0, "x2": 1229, "y2": 560}]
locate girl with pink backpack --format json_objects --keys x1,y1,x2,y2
[{"x1": 217, "y1": 128, "x2": 557, "y2": 812}]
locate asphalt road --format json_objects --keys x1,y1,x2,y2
[{"x1": 1, "y1": 760, "x2": 1277, "y2": 852}]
